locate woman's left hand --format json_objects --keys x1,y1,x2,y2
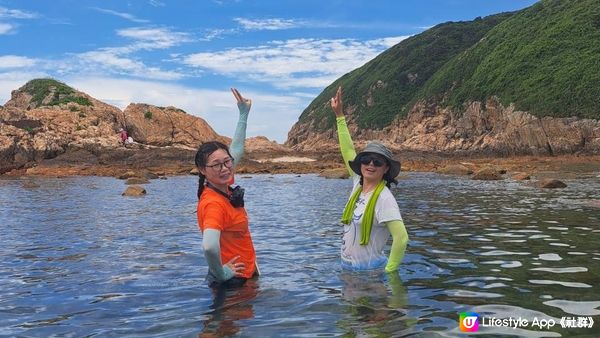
[{"x1": 231, "y1": 88, "x2": 252, "y2": 114}]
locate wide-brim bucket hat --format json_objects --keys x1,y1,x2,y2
[{"x1": 349, "y1": 142, "x2": 401, "y2": 179}]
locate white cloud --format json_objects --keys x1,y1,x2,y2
[
  {"x1": 148, "y1": 0, "x2": 166, "y2": 7},
  {"x1": 0, "y1": 7, "x2": 38, "y2": 19},
  {"x1": 202, "y1": 28, "x2": 239, "y2": 41},
  {"x1": 76, "y1": 50, "x2": 185, "y2": 80},
  {"x1": 0, "y1": 22, "x2": 14, "y2": 34},
  {"x1": 117, "y1": 27, "x2": 192, "y2": 50},
  {"x1": 64, "y1": 76, "x2": 304, "y2": 142},
  {"x1": 234, "y1": 18, "x2": 300, "y2": 31},
  {"x1": 183, "y1": 36, "x2": 409, "y2": 88},
  {"x1": 62, "y1": 27, "x2": 192, "y2": 80},
  {"x1": 91, "y1": 7, "x2": 149, "y2": 23},
  {"x1": 0, "y1": 55, "x2": 37, "y2": 68}
]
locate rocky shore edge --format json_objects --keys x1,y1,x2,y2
[{"x1": 3, "y1": 146, "x2": 600, "y2": 184}]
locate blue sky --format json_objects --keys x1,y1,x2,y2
[{"x1": 1, "y1": 0, "x2": 538, "y2": 143}]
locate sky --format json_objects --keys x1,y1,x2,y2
[{"x1": 0, "y1": 0, "x2": 538, "y2": 143}]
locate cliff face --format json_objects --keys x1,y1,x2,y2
[
  {"x1": 0, "y1": 80, "x2": 228, "y2": 173},
  {"x1": 287, "y1": 98, "x2": 600, "y2": 155}
]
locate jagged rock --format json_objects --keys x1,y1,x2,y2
[
  {"x1": 536, "y1": 179, "x2": 567, "y2": 189},
  {"x1": 122, "y1": 185, "x2": 146, "y2": 196},
  {"x1": 472, "y1": 167, "x2": 503, "y2": 180},
  {"x1": 287, "y1": 99, "x2": 600, "y2": 155},
  {"x1": 0, "y1": 79, "x2": 236, "y2": 172},
  {"x1": 123, "y1": 103, "x2": 226, "y2": 148},
  {"x1": 189, "y1": 167, "x2": 199, "y2": 175},
  {"x1": 245, "y1": 136, "x2": 291, "y2": 153}
]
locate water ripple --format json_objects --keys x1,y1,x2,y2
[{"x1": 1, "y1": 174, "x2": 599, "y2": 336}]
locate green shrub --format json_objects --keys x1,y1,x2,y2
[
  {"x1": 22, "y1": 78, "x2": 93, "y2": 107},
  {"x1": 144, "y1": 110, "x2": 153, "y2": 119}
]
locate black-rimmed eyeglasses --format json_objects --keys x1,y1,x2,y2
[{"x1": 205, "y1": 158, "x2": 234, "y2": 171}]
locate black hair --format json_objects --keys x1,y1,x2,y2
[{"x1": 194, "y1": 141, "x2": 233, "y2": 199}]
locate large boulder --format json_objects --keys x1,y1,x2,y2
[{"x1": 123, "y1": 103, "x2": 226, "y2": 148}]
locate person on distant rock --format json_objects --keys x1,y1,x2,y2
[
  {"x1": 118, "y1": 128, "x2": 128, "y2": 145},
  {"x1": 330, "y1": 86, "x2": 409, "y2": 273},
  {"x1": 195, "y1": 88, "x2": 259, "y2": 288}
]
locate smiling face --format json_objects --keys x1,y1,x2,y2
[
  {"x1": 358, "y1": 153, "x2": 389, "y2": 182},
  {"x1": 199, "y1": 148, "x2": 234, "y2": 190}
]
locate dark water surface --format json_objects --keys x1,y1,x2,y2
[{"x1": 1, "y1": 173, "x2": 599, "y2": 337}]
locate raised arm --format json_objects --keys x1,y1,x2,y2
[
  {"x1": 229, "y1": 88, "x2": 251, "y2": 168},
  {"x1": 330, "y1": 86, "x2": 356, "y2": 176}
]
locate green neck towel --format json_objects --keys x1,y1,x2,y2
[{"x1": 341, "y1": 180, "x2": 386, "y2": 245}]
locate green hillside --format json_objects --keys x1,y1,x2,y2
[
  {"x1": 298, "y1": 0, "x2": 600, "y2": 133},
  {"x1": 298, "y1": 12, "x2": 514, "y2": 131},
  {"x1": 421, "y1": 0, "x2": 600, "y2": 119}
]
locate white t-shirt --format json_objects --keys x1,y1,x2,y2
[{"x1": 341, "y1": 175, "x2": 402, "y2": 270}]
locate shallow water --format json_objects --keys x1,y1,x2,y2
[{"x1": 0, "y1": 173, "x2": 599, "y2": 337}]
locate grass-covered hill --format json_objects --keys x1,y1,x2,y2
[
  {"x1": 22, "y1": 79, "x2": 92, "y2": 107},
  {"x1": 296, "y1": 0, "x2": 600, "y2": 133}
]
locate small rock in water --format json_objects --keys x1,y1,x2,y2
[
  {"x1": 122, "y1": 185, "x2": 146, "y2": 196},
  {"x1": 536, "y1": 179, "x2": 567, "y2": 189},
  {"x1": 472, "y1": 167, "x2": 503, "y2": 180}
]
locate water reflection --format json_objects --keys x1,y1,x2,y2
[
  {"x1": 199, "y1": 280, "x2": 259, "y2": 337},
  {"x1": 338, "y1": 272, "x2": 414, "y2": 336}
]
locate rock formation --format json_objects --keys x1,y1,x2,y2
[
  {"x1": 287, "y1": 98, "x2": 600, "y2": 155},
  {"x1": 0, "y1": 79, "x2": 235, "y2": 174}
]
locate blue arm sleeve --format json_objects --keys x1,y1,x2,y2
[
  {"x1": 336, "y1": 116, "x2": 357, "y2": 177},
  {"x1": 202, "y1": 229, "x2": 234, "y2": 282},
  {"x1": 384, "y1": 220, "x2": 409, "y2": 273},
  {"x1": 230, "y1": 102, "x2": 250, "y2": 168}
]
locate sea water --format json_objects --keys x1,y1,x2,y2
[{"x1": 0, "y1": 173, "x2": 599, "y2": 337}]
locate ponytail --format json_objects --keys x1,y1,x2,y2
[{"x1": 197, "y1": 174, "x2": 206, "y2": 199}]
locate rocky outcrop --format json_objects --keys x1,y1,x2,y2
[
  {"x1": 0, "y1": 80, "x2": 235, "y2": 174},
  {"x1": 123, "y1": 104, "x2": 226, "y2": 148},
  {"x1": 287, "y1": 98, "x2": 600, "y2": 155},
  {"x1": 245, "y1": 136, "x2": 291, "y2": 154},
  {"x1": 1, "y1": 85, "x2": 126, "y2": 173}
]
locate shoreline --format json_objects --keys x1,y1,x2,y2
[{"x1": 3, "y1": 150, "x2": 600, "y2": 179}]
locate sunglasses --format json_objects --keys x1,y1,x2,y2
[{"x1": 359, "y1": 154, "x2": 387, "y2": 167}]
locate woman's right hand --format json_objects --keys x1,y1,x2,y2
[
  {"x1": 330, "y1": 86, "x2": 344, "y2": 117},
  {"x1": 223, "y1": 255, "x2": 246, "y2": 278},
  {"x1": 231, "y1": 88, "x2": 252, "y2": 115}
]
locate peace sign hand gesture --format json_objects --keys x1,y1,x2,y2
[{"x1": 231, "y1": 88, "x2": 252, "y2": 115}]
